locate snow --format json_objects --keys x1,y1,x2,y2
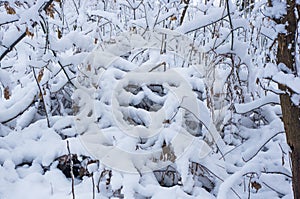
[
  {"x1": 0, "y1": 0, "x2": 296, "y2": 198},
  {"x1": 241, "y1": 119, "x2": 284, "y2": 162},
  {"x1": 176, "y1": 7, "x2": 225, "y2": 34},
  {"x1": 0, "y1": 85, "x2": 37, "y2": 123},
  {"x1": 234, "y1": 94, "x2": 280, "y2": 114},
  {"x1": 272, "y1": 71, "x2": 300, "y2": 94}
]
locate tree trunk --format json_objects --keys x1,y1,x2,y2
[{"x1": 276, "y1": 1, "x2": 300, "y2": 198}]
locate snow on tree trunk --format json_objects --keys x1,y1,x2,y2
[{"x1": 276, "y1": 0, "x2": 300, "y2": 198}]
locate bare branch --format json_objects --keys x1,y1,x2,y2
[
  {"x1": 180, "y1": 0, "x2": 190, "y2": 25},
  {"x1": 32, "y1": 67, "x2": 50, "y2": 128},
  {"x1": 242, "y1": 131, "x2": 284, "y2": 162},
  {"x1": 225, "y1": 0, "x2": 234, "y2": 50},
  {"x1": 0, "y1": 0, "x2": 55, "y2": 62},
  {"x1": 66, "y1": 140, "x2": 76, "y2": 199}
]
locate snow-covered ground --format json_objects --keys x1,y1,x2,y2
[{"x1": 0, "y1": 0, "x2": 296, "y2": 198}]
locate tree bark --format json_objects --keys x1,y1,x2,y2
[{"x1": 276, "y1": 1, "x2": 300, "y2": 198}]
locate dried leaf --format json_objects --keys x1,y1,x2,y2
[
  {"x1": 160, "y1": 142, "x2": 176, "y2": 163},
  {"x1": 57, "y1": 28, "x2": 62, "y2": 39},
  {"x1": 54, "y1": 0, "x2": 61, "y2": 2},
  {"x1": 39, "y1": 92, "x2": 43, "y2": 100},
  {"x1": 87, "y1": 64, "x2": 91, "y2": 71},
  {"x1": 25, "y1": 27, "x2": 34, "y2": 38},
  {"x1": 46, "y1": 3, "x2": 55, "y2": 18},
  {"x1": 79, "y1": 167, "x2": 88, "y2": 178},
  {"x1": 37, "y1": 68, "x2": 44, "y2": 83},
  {"x1": 94, "y1": 38, "x2": 98, "y2": 44},
  {"x1": 163, "y1": 119, "x2": 170, "y2": 124},
  {"x1": 5, "y1": 3, "x2": 16, "y2": 15},
  {"x1": 251, "y1": 181, "x2": 262, "y2": 192},
  {"x1": 4, "y1": 86, "x2": 10, "y2": 100},
  {"x1": 170, "y1": 16, "x2": 177, "y2": 21},
  {"x1": 73, "y1": 105, "x2": 79, "y2": 114}
]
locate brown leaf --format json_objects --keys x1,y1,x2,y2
[
  {"x1": 170, "y1": 16, "x2": 177, "y2": 21},
  {"x1": 37, "y1": 68, "x2": 44, "y2": 83},
  {"x1": 73, "y1": 105, "x2": 80, "y2": 114},
  {"x1": 5, "y1": 3, "x2": 16, "y2": 15},
  {"x1": 251, "y1": 181, "x2": 262, "y2": 192},
  {"x1": 79, "y1": 167, "x2": 88, "y2": 178},
  {"x1": 87, "y1": 64, "x2": 91, "y2": 71},
  {"x1": 57, "y1": 28, "x2": 62, "y2": 39},
  {"x1": 163, "y1": 119, "x2": 170, "y2": 124},
  {"x1": 39, "y1": 92, "x2": 43, "y2": 100},
  {"x1": 46, "y1": 3, "x2": 55, "y2": 18},
  {"x1": 25, "y1": 27, "x2": 34, "y2": 38},
  {"x1": 4, "y1": 86, "x2": 10, "y2": 100}
]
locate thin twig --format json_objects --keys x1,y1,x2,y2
[
  {"x1": 71, "y1": 0, "x2": 79, "y2": 15},
  {"x1": 219, "y1": 143, "x2": 243, "y2": 160},
  {"x1": 180, "y1": 0, "x2": 190, "y2": 25},
  {"x1": 184, "y1": 14, "x2": 228, "y2": 34},
  {"x1": 225, "y1": 0, "x2": 234, "y2": 50},
  {"x1": 179, "y1": 105, "x2": 225, "y2": 158},
  {"x1": 32, "y1": 67, "x2": 50, "y2": 128},
  {"x1": 0, "y1": 0, "x2": 55, "y2": 62},
  {"x1": 262, "y1": 182, "x2": 285, "y2": 197},
  {"x1": 247, "y1": 173, "x2": 253, "y2": 199},
  {"x1": 0, "y1": 31, "x2": 26, "y2": 61},
  {"x1": 0, "y1": 19, "x2": 19, "y2": 26},
  {"x1": 261, "y1": 171, "x2": 292, "y2": 178},
  {"x1": 193, "y1": 161, "x2": 242, "y2": 199},
  {"x1": 91, "y1": 174, "x2": 95, "y2": 199},
  {"x1": 1, "y1": 99, "x2": 35, "y2": 124},
  {"x1": 242, "y1": 131, "x2": 284, "y2": 162},
  {"x1": 67, "y1": 140, "x2": 76, "y2": 199},
  {"x1": 130, "y1": 48, "x2": 148, "y2": 62},
  {"x1": 50, "y1": 50, "x2": 76, "y2": 87},
  {"x1": 149, "y1": 62, "x2": 166, "y2": 72}
]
